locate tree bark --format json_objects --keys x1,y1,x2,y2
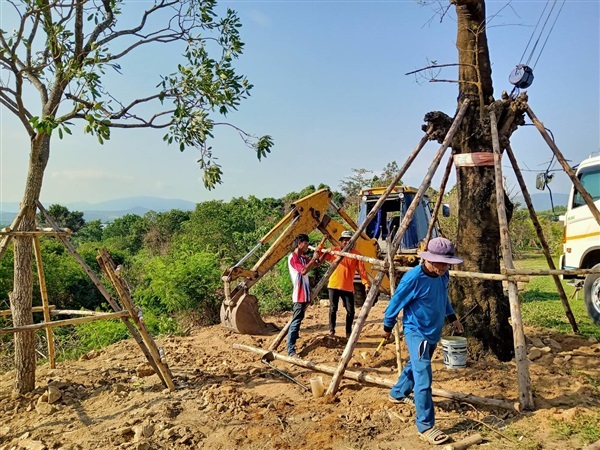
[
  {"x1": 447, "y1": 0, "x2": 515, "y2": 361},
  {"x1": 10, "y1": 133, "x2": 50, "y2": 393}
]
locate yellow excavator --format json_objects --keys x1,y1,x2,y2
[{"x1": 220, "y1": 187, "x2": 438, "y2": 335}]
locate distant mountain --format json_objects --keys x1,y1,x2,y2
[
  {"x1": 0, "y1": 196, "x2": 196, "y2": 225},
  {"x1": 513, "y1": 193, "x2": 569, "y2": 211},
  {"x1": 66, "y1": 196, "x2": 196, "y2": 212}
]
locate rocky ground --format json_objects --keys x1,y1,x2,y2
[{"x1": 1, "y1": 300, "x2": 599, "y2": 450}]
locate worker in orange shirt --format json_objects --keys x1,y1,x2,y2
[{"x1": 320, "y1": 230, "x2": 370, "y2": 338}]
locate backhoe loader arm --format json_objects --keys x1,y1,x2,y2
[
  {"x1": 221, "y1": 189, "x2": 333, "y2": 334},
  {"x1": 220, "y1": 188, "x2": 389, "y2": 335}
]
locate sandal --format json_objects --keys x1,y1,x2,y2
[
  {"x1": 388, "y1": 394, "x2": 414, "y2": 405},
  {"x1": 419, "y1": 427, "x2": 449, "y2": 445}
]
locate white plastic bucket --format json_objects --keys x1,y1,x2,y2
[
  {"x1": 310, "y1": 376, "x2": 324, "y2": 398},
  {"x1": 441, "y1": 336, "x2": 467, "y2": 369}
]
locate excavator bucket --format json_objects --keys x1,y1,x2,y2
[{"x1": 220, "y1": 293, "x2": 280, "y2": 335}]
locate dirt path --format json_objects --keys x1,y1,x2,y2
[{"x1": 1, "y1": 301, "x2": 599, "y2": 449}]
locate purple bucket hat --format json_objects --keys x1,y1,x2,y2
[{"x1": 418, "y1": 237, "x2": 464, "y2": 265}]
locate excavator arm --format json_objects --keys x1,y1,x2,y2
[{"x1": 220, "y1": 188, "x2": 388, "y2": 335}]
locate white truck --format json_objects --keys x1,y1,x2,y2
[{"x1": 559, "y1": 153, "x2": 600, "y2": 325}]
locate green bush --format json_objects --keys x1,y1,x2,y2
[
  {"x1": 134, "y1": 250, "x2": 223, "y2": 325},
  {"x1": 253, "y1": 259, "x2": 293, "y2": 314}
]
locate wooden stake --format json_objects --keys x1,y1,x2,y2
[
  {"x1": 50, "y1": 309, "x2": 124, "y2": 316},
  {"x1": 583, "y1": 439, "x2": 600, "y2": 450},
  {"x1": 0, "y1": 305, "x2": 55, "y2": 317},
  {"x1": 0, "y1": 311, "x2": 129, "y2": 335},
  {"x1": 35, "y1": 201, "x2": 168, "y2": 387},
  {"x1": 426, "y1": 152, "x2": 455, "y2": 243},
  {"x1": 490, "y1": 110, "x2": 534, "y2": 411},
  {"x1": 503, "y1": 268, "x2": 600, "y2": 276},
  {"x1": 505, "y1": 144, "x2": 578, "y2": 333},
  {"x1": 442, "y1": 433, "x2": 483, "y2": 450},
  {"x1": 326, "y1": 100, "x2": 470, "y2": 396},
  {"x1": 0, "y1": 208, "x2": 25, "y2": 262},
  {"x1": 97, "y1": 249, "x2": 175, "y2": 391},
  {"x1": 307, "y1": 126, "x2": 435, "y2": 310},
  {"x1": 526, "y1": 106, "x2": 600, "y2": 226},
  {"x1": 386, "y1": 234, "x2": 403, "y2": 376},
  {"x1": 268, "y1": 129, "x2": 435, "y2": 353},
  {"x1": 32, "y1": 236, "x2": 55, "y2": 369},
  {"x1": 233, "y1": 343, "x2": 517, "y2": 411}
]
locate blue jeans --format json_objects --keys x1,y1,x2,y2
[
  {"x1": 390, "y1": 332, "x2": 437, "y2": 433},
  {"x1": 287, "y1": 302, "x2": 308, "y2": 356}
]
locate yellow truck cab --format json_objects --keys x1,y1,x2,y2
[{"x1": 559, "y1": 153, "x2": 600, "y2": 324}]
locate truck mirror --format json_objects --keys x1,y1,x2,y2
[
  {"x1": 442, "y1": 204, "x2": 451, "y2": 217},
  {"x1": 535, "y1": 173, "x2": 546, "y2": 190},
  {"x1": 558, "y1": 215, "x2": 565, "y2": 223}
]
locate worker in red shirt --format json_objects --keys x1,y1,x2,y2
[{"x1": 320, "y1": 230, "x2": 370, "y2": 338}]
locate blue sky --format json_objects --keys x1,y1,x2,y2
[{"x1": 1, "y1": 0, "x2": 598, "y2": 207}]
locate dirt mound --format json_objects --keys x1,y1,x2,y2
[{"x1": 1, "y1": 301, "x2": 599, "y2": 449}]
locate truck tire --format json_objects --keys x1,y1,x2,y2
[
  {"x1": 583, "y1": 263, "x2": 600, "y2": 326},
  {"x1": 354, "y1": 282, "x2": 366, "y2": 307},
  {"x1": 353, "y1": 282, "x2": 379, "y2": 307}
]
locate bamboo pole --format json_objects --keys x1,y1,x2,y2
[
  {"x1": 490, "y1": 110, "x2": 534, "y2": 410},
  {"x1": 0, "y1": 231, "x2": 70, "y2": 237},
  {"x1": 426, "y1": 152, "x2": 455, "y2": 243},
  {"x1": 97, "y1": 249, "x2": 175, "y2": 391},
  {"x1": 0, "y1": 311, "x2": 129, "y2": 335},
  {"x1": 233, "y1": 343, "x2": 517, "y2": 411},
  {"x1": 503, "y1": 268, "x2": 600, "y2": 276},
  {"x1": 526, "y1": 106, "x2": 600, "y2": 226},
  {"x1": 0, "y1": 305, "x2": 55, "y2": 317},
  {"x1": 327, "y1": 100, "x2": 471, "y2": 396},
  {"x1": 267, "y1": 127, "x2": 435, "y2": 353},
  {"x1": 583, "y1": 439, "x2": 600, "y2": 450},
  {"x1": 0, "y1": 208, "x2": 25, "y2": 262},
  {"x1": 50, "y1": 309, "x2": 123, "y2": 316},
  {"x1": 315, "y1": 247, "x2": 532, "y2": 282},
  {"x1": 386, "y1": 234, "x2": 403, "y2": 376},
  {"x1": 505, "y1": 144, "x2": 578, "y2": 332},
  {"x1": 308, "y1": 245, "x2": 383, "y2": 266},
  {"x1": 32, "y1": 236, "x2": 55, "y2": 368},
  {"x1": 35, "y1": 200, "x2": 166, "y2": 385},
  {"x1": 442, "y1": 433, "x2": 483, "y2": 450}
]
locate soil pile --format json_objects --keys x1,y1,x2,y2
[{"x1": 1, "y1": 301, "x2": 599, "y2": 449}]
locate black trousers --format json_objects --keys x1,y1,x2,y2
[{"x1": 328, "y1": 288, "x2": 355, "y2": 336}]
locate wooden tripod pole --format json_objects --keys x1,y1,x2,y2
[
  {"x1": 268, "y1": 128, "x2": 433, "y2": 353},
  {"x1": 505, "y1": 144, "x2": 579, "y2": 333},
  {"x1": 426, "y1": 153, "x2": 455, "y2": 243},
  {"x1": 526, "y1": 106, "x2": 600, "y2": 225},
  {"x1": 0, "y1": 208, "x2": 25, "y2": 261},
  {"x1": 35, "y1": 201, "x2": 170, "y2": 388},
  {"x1": 32, "y1": 236, "x2": 56, "y2": 368},
  {"x1": 326, "y1": 100, "x2": 470, "y2": 395},
  {"x1": 386, "y1": 233, "x2": 403, "y2": 375},
  {"x1": 490, "y1": 110, "x2": 534, "y2": 410}
]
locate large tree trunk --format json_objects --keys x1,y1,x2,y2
[
  {"x1": 450, "y1": 0, "x2": 514, "y2": 361},
  {"x1": 10, "y1": 133, "x2": 50, "y2": 393}
]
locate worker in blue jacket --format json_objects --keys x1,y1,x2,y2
[{"x1": 382, "y1": 237, "x2": 464, "y2": 445}]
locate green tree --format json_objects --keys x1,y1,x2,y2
[
  {"x1": 74, "y1": 220, "x2": 104, "y2": 244},
  {"x1": 1, "y1": 0, "x2": 273, "y2": 392},
  {"x1": 134, "y1": 250, "x2": 223, "y2": 325},
  {"x1": 141, "y1": 210, "x2": 191, "y2": 256},
  {"x1": 37, "y1": 204, "x2": 85, "y2": 232},
  {"x1": 103, "y1": 214, "x2": 146, "y2": 255}
]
